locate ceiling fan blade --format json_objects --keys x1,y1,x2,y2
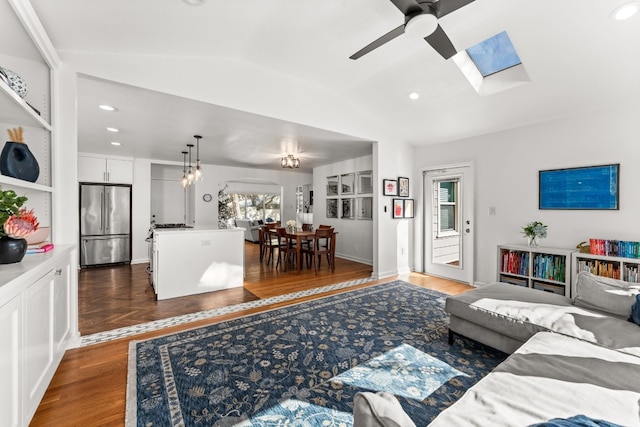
[
  {"x1": 424, "y1": 24, "x2": 457, "y2": 59},
  {"x1": 350, "y1": 25, "x2": 405, "y2": 60},
  {"x1": 389, "y1": 0, "x2": 423, "y2": 16},
  {"x1": 432, "y1": 0, "x2": 475, "y2": 18}
]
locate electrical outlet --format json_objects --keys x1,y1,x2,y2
[
  {"x1": 489, "y1": 206, "x2": 496, "y2": 215},
  {"x1": 201, "y1": 240, "x2": 211, "y2": 246}
]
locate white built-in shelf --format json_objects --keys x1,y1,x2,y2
[
  {"x1": 0, "y1": 78, "x2": 52, "y2": 130},
  {"x1": 0, "y1": 174, "x2": 53, "y2": 192},
  {"x1": 498, "y1": 244, "x2": 574, "y2": 297}
]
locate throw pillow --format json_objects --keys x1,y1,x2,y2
[
  {"x1": 528, "y1": 414, "x2": 624, "y2": 427},
  {"x1": 353, "y1": 392, "x2": 416, "y2": 427},
  {"x1": 630, "y1": 294, "x2": 640, "y2": 326},
  {"x1": 573, "y1": 271, "x2": 639, "y2": 318}
]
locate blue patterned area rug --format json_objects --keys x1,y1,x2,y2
[{"x1": 126, "y1": 281, "x2": 506, "y2": 426}]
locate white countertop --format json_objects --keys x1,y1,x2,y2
[{"x1": 153, "y1": 226, "x2": 243, "y2": 234}]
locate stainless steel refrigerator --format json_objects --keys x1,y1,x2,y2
[{"x1": 80, "y1": 184, "x2": 132, "y2": 267}]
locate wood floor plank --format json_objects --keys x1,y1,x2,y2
[{"x1": 31, "y1": 243, "x2": 472, "y2": 426}]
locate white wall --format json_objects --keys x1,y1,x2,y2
[
  {"x1": 414, "y1": 106, "x2": 640, "y2": 284},
  {"x1": 375, "y1": 141, "x2": 416, "y2": 278},
  {"x1": 313, "y1": 155, "x2": 374, "y2": 265}
]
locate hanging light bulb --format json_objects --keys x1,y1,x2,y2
[
  {"x1": 194, "y1": 135, "x2": 203, "y2": 181},
  {"x1": 180, "y1": 151, "x2": 189, "y2": 188},
  {"x1": 186, "y1": 143, "x2": 195, "y2": 185}
]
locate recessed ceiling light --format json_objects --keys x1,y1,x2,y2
[
  {"x1": 182, "y1": 0, "x2": 206, "y2": 5},
  {"x1": 408, "y1": 92, "x2": 420, "y2": 100},
  {"x1": 106, "y1": 127, "x2": 119, "y2": 133},
  {"x1": 611, "y1": 1, "x2": 639, "y2": 20},
  {"x1": 110, "y1": 142, "x2": 121, "y2": 146},
  {"x1": 98, "y1": 104, "x2": 117, "y2": 111}
]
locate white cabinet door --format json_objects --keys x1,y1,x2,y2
[
  {"x1": 78, "y1": 156, "x2": 107, "y2": 182},
  {"x1": 0, "y1": 294, "x2": 22, "y2": 427},
  {"x1": 23, "y1": 271, "x2": 55, "y2": 423},
  {"x1": 53, "y1": 262, "x2": 71, "y2": 353},
  {"x1": 106, "y1": 158, "x2": 133, "y2": 184},
  {"x1": 78, "y1": 156, "x2": 133, "y2": 184}
]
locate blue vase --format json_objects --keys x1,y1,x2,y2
[{"x1": 0, "y1": 141, "x2": 40, "y2": 182}]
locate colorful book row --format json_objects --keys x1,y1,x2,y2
[
  {"x1": 576, "y1": 259, "x2": 621, "y2": 280},
  {"x1": 500, "y1": 250, "x2": 529, "y2": 276},
  {"x1": 532, "y1": 254, "x2": 566, "y2": 282},
  {"x1": 589, "y1": 239, "x2": 640, "y2": 258}
]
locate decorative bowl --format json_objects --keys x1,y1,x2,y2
[
  {"x1": 0, "y1": 67, "x2": 28, "y2": 98},
  {"x1": 26, "y1": 226, "x2": 50, "y2": 245}
]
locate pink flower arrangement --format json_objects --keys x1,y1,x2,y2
[
  {"x1": 0, "y1": 188, "x2": 39, "y2": 239},
  {"x1": 3, "y1": 208, "x2": 39, "y2": 239}
]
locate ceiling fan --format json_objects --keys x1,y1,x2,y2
[{"x1": 350, "y1": 0, "x2": 475, "y2": 60}]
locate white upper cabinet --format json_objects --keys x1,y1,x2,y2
[{"x1": 78, "y1": 155, "x2": 133, "y2": 184}]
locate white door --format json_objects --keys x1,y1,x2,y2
[{"x1": 423, "y1": 164, "x2": 474, "y2": 284}]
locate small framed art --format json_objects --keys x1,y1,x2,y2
[
  {"x1": 383, "y1": 179, "x2": 397, "y2": 196},
  {"x1": 398, "y1": 177, "x2": 409, "y2": 197},
  {"x1": 392, "y1": 199, "x2": 404, "y2": 218},
  {"x1": 403, "y1": 199, "x2": 414, "y2": 218}
]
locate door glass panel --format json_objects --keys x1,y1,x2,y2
[{"x1": 432, "y1": 178, "x2": 461, "y2": 265}]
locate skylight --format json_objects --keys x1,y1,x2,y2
[{"x1": 466, "y1": 31, "x2": 522, "y2": 77}]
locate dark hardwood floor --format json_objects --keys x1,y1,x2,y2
[
  {"x1": 79, "y1": 241, "x2": 374, "y2": 335},
  {"x1": 32, "y1": 241, "x2": 472, "y2": 426}
]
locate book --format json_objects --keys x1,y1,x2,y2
[{"x1": 26, "y1": 243, "x2": 54, "y2": 254}]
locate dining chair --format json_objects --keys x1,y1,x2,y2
[
  {"x1": 258, "y1": 226, "x2": 266, "y2": 262},
  {"x1": 303, "y1": 228, "x2": 335, "y2": 275},
  {"x1": 275, "y1": 227, "x2": 296, "y2": 271},
  {"x1": 264, "y1": 227, "x2": 283, "y2": 266},
  {"x1": 302, "y1": 223, "x2": 313, "y2": 231}
]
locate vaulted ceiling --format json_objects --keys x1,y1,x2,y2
[{"x1": 8, "y1": 0, "x2": 640, "y2": 170}]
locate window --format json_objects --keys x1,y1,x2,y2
[
  {"x1": 436, "y1": 179, "x2": 459, "y2": 237},
  {"x1": 226, "y1": 193, "x2": 281, "y2": 222},
  {"x1": 466, "y1": 31, "x2": 522, "y2": 77}
]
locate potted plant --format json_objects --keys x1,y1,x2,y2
[
  {"x1": 522, "y1": 220, "x2": 547, "y2": 247},
  {"x1": 0, "y1": 187, "x2": 39, "y2": 263}
]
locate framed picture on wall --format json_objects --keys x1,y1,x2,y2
[
  {"x1": 326, "y1": 199, "x2": 338, "y2": 218},
  {"x1": 383, "y1": 179, "x2": 398, "y2": 196},
  {"x1": 398, "y1": 177, "x2": 409, "y2": 197},
  {"x1": 392, "y1": 199, "x2": 404, "y2": 218},
  {"x1": 539, "y1": 164, "x2": 619, "y2": 210},
  {"x1": 403, "y1": 199, "x2": 414, "y2": 218}
]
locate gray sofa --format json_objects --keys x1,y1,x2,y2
[
  {"x1": 234, "y1": 219, "x2": 261, "y2": 243},
  {"x1": 427, "y1": 271, "x2": 640, "y2": 426}
]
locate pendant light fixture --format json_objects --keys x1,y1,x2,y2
[
  {"x1": 194, "y1": 135, "x2": 203, "y2": 181},
  {"x1": 186, "y1": 143, "x2": 195, "y2": 185},
  {"x1": 181, "y1": 151, "x2": 189, "y2": 188}
]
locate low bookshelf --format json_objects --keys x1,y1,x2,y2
[
  {"x1": 498, "y1": 244, "x2": 574, "y2": 297},
  {"x1": 571, "y1": 252, "x2": 640, "y2": 297}
]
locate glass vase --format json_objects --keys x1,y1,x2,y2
[{"x1": 527, "y1": 235, "x2": 539, "y2": 247}]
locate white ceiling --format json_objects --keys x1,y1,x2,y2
[{"x1": 6, "y1": 0, "x2": 640, "y2": 171}]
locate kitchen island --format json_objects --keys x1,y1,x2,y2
[{"x1": 151, "y1": 227, "x2": 244, "y2": 300}]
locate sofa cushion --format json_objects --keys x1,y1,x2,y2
[
  {"x1": 447, "y1": 282, "x2": 640, "y2": 357},
  {"x1": 573, "y1": 271, "x2": 639, "y2": 319},
  {"x1": 445, "y1": 282, "x2": 574, "y2": 343},
  {"x1": 429, "y1": 332, "x2": 640, "y2": 427},
  {"x1": 353, "y1": 392, "x2": 415, "y2": 427}
]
